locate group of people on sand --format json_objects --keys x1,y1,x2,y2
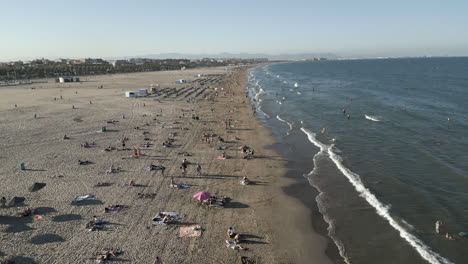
[
  {"x1": 241, "y1": 145, "x2": 254, "y2": 160},
  {"x1": 225, "y1": 227, "x2": 246, "y2": 250}
]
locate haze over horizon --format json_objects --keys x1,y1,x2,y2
[{"x1": 1, "y1": 0, "x2": 467, "y2": 61}]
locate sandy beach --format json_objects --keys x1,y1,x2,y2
[{"x1": 0, "y1": 67, "x2": 331, "y2": 264}]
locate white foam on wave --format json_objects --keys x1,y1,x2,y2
[
  {"x1": 276, "y1": 115, "x2": 293, "y2": 135},
  {"x1": 257, "y1": 105, "x2": 270, "y2": 118},
  {"x1": 365, "y1": 114, "x2": 381, "y2": 122},
  {"x1": 254, "y1": 88, "x2": 265, "y2": 101},
  {"x1": 297, "y1": 92, "x2": 302, "y2": 95},
  {"x1": 300, "y1": 127, "x2": 454, "y2": 264}
]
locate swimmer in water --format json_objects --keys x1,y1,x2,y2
[
  {"x1": 347, "y1": 114, "x2": 351, "y2": 119},
  {"x1": 342, "y1": 109, "x2": 346, "y2": 114},
  {"x1": 435, "y1": 221, "x2": 442, "y2": 234}
]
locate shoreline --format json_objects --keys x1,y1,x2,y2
[{"x1": 246, "y1": 65, "x2": 336, "y2": 264}]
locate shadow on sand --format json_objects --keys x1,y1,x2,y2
[
  {"x1": 225, "y1": 201, "x2": 249, "y2": 209},
  {"x1": 30, "y1": 234, "x2": 65, "y2": 245},
  {"x1": 52, "y1": 214, "x2": 82, "y2": 222},
  {"x1": 0, "y1": 215, "x2": 34, "y2": 233},
  {"x1": 71, "y1": 199, "x2": 104, "y2": 206},
  {"x1": 5, "y1": 256, "x2": 38, "y2": 264}
]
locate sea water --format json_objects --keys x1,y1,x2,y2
[{"x1": 248, "y1": 58, "x2": 468, "y2": 264}]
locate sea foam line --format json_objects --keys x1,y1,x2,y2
[
  {"x1": 365, "y1": 114, "x2": 381, "y2": 122},
  {"x1": 254, "y1": 88, "x2": 265, "y2": 101},
  {"x1": 300, "y1": 127, "x2": 454, "y2": 264},
  {"x1": 276, "y1": 115, "x2": 293, "y2": 135},
  {"x1": 257, "y1": 105, "x2": 270, "y2": 119}
]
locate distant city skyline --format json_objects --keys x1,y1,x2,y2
[{"x1": 1, "y1": 0, "x2": 467, "y2": 61}]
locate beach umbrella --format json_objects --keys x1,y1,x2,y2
[{"x1": 193, "y1": 192, "x2": 211, "y2": 201}]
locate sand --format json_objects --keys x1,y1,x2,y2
[{"x1": 0, "y1": 67, "x2": 331, "y2": 264}]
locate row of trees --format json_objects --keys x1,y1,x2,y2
[{"x1": 0, "y1": 60, "x2": 248, "y2": 81}]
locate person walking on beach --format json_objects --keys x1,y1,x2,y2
[
  {"x1": 196, "y1": 163, "x2": 202, "y2": 176},
  {"x1": 435, "y1": 221, "x2": 442, "y2": 234},
  {"x1": 153, "y1": 256, "x2": 162, "y2": 264},
  {"x1": 181, "y1": 159, "x2": 188, "y2": 175}
]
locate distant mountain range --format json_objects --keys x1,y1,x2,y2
[{"x1": 110, "y1": 53, "x2": 338, "y2": 60}]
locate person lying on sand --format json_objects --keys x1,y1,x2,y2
[
  {"x1": 225, "y1": 240, "x2": 246, "y2": 250},
  {"x1": 105, "y1": 165, "x2": 120, "y2": 174},
  {"x1": 162, "y1": 214, "x2": 174, "y2": 224},
  {"x1": 94, "y1": 249, "x2": 119, "y2": 263},
  {"x1": 137, "y1": 193, "x2": 156, "y2": 199},
  {"x1": 81, "y1": 142, "x2": 96, "y2": 148},
  {"x1": 104, "y1": 205, "x2": 124, "y2": 213},
  {"x1": 79, "y1": 160, "x2": 92, "y2": 165},
  {"x1": 94, "y1": 182, "x2": 112, "y2": 187}
]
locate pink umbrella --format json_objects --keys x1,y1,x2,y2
[{"x1": 193, "y1": 192, "x2": 211, "y2": 201}]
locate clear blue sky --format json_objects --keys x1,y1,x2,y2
[{"x1": 1, "y1": 0, "x2": 467, "y2": 60}]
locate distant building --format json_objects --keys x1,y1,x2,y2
[
  {"x1": 57, "y1": 76, "x2": 80, "y2": 83},
  {"x1": 112, "y1": 60, "x2": 131, "y2": 67}
]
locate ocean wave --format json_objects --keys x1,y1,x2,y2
[
  {"x1": 276, "y1": 115, "x2": 293, "y2": 135},
  {"x1": 365, "y1": 115, "x2": 381, "y2": 122},
  {"x1": 300, "y1": 127, "x2": 454, "y2": 264}
]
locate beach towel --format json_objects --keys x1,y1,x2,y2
[
  {"x1": 152, "y1": 212, "x2": 179, "y2": 225},
  {"x1": 122, "y1": 184, "x2": 134, "y2": 187},
  {"x1": 73, "y1": 194, "x2": 94, "y2": 202},
  {"x1": 176, "y1": 183, "x2": 189, "y2": 189},
  {"x1": 179, "y1": 225, "x2": 202, "y2": 237},
  {"x1": 216, "y1": 157, "x2": 227, "y2": 160}
]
